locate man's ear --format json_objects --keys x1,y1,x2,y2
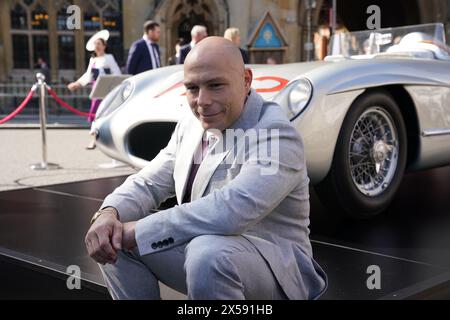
[{"x1": 244, "y1": 68, "x2": 253, "y2": 92}]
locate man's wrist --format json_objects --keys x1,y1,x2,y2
[{"x1": 90, "y1": 207, "x2": 119, "y2": 224}]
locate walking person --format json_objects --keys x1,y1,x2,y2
[
  {"x1": 126, "y1": 20, "x2": 161, "y2": 75},
  {"x1": 178, "y1": 25, "x2": 208, "y2": 64},
  {"x1": 167, "y1": 38, "x2": 185, "y2": 66},
  {"x1": 224, "y1": 27, "x2": 249, "y2": 64},
  {"x1": 67, "y1": 29, "x2": 121, "y2": 149},
  {"x1": 35, "y1": 57, "x2": 51, "y2": 83}
]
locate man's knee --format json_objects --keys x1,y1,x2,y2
[
  {"x1": 184, "y1": 235, "x2": 240, "y2": 284},
  {"x1": 185, "y1": 235, "x2": 233, "y2": 269},
  {"x1": 99, "y1": 249, "x2": 138, "y2": 275},
  {"x1": 184, "y1": 235, "x2": 242, "y2": 299}
]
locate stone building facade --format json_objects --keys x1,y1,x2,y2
[{"x1": 0, "y1": 0, "x2": 449, "y2": 83}]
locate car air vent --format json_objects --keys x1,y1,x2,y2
[{"x1": 127, "y1": 122, "x2": 177, "y2": 161}]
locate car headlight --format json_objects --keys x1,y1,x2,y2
[
  {"x1": 287, "y1": 78, "x2": 312, "y2": 120},
  {"x1": 121, "y1": 81, "x2": 133, "y2": 101},
  {"x1": 95, "y1": 81, "x2": 134, "y2": 120},
  {"x1": 275, "y1": 78, "x2": 313, "y2": 121}
]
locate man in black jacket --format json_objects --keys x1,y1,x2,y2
[
  {"x1": 178, "y1": 25, "x2": 208, "y2": 64},
  {"x1": 224, "y1": 27, "x2": 249, "y2": 64}
]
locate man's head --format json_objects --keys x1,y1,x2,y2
[
  {"x1": 183, "y1": 37, "x2": 253, "y2": 131},
  {"x1": 224, "y1": 28, "x2": 241, "y2": 46},
  {"x1": 191, "y1": 25, "x2": 208, "y2": 44},
  {"x1": 144, "y1": 20, "x2": 160, "y2": 42},
  {"x1": 175, "y1": 38, "x2": 184, "y2": 54},
  {"x1": 266, "y1": 56, "x2": 277, "y2": 64}
]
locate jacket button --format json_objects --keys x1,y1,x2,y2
[
  {"x1": 168, "y1": 237, "x2": 174, "y2": 244},
  {"x1": 157, "y1": 241, "x2": 163, "y2": 248},
  {"x1": 163, "y1": 239, "x2": 169, "y2": 246},
  {"x1": 151, "y1": 243, "x2": 157, "y2": 249}
]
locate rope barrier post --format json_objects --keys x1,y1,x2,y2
[{"x1": 31, "y1": 73, "x2": 61, "y2": 171}]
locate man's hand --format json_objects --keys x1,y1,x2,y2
[
  {"x1": 122, "y1": 222, "x2": 137, "y2": 251},
  {"x1": 85, "y1": 210, "x2": 123, "y2": 265}
]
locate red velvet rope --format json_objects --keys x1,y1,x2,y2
[
  {"x1": 0, "y1": 86, "x2": 36, "y2": 125},
  {"x1": 47, "y1": 86, "x2": 95, "y2": 118}
]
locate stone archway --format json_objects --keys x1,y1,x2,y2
[
  {"x1": 175, "y1": 8, "x2": 212, "y2": 44},
  {"x1": 152, "y1": 0, "x2": 228, "y2": 65}
]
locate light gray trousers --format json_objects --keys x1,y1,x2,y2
[{"x1": 99, "y1": 234, "x2": 287, "y2": 300}]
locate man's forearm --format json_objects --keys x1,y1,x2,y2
[{"x1": 91, "y1": 206, "x2": 119, "y2": 224}]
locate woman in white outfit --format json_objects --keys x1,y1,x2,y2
[{"x1": 68, "y1": 30, "x2": 121, "y2": 149}]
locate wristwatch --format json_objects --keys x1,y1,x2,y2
[{"x1": 90, "y1": 207, "x2": 118, "y2": 225}]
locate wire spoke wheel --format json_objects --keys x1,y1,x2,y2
[
  {"x1": 315, "y1": 91, "x2": 407, "y2": 219},
  {"x1": 349, "y1": 107, "x2": 399, "y2": 196}
]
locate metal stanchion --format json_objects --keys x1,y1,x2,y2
[{"x1": 31, "y1": 73, "x2": 61, "y2": 170}]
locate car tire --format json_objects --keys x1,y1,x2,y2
[{"x1": 315, "y1": 90, "x2": 407, "y2": 219}]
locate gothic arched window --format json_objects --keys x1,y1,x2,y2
[
  {"x1": 58, "y1": 35, "x2": 75, "y2": 69},
  {"x1": 56, "y1": 0, "x2": 76, "y2": 70},
  {"x1": 10, "y1": 3, "x2": 27, "y2": 29},
  {"x1": 82, "y1": 0, "x2": 123, "y2": 67},
  {"x1": 84, "y1": 3, "x2": 101, "y2": 31},
  {"x1": 11, "y1": 0, "x2": 49, "y2": 70},
  {"x1": 31, "y1": 3, "x2": 48, "y2": 30},
  {"x1": 57, "y1": 0, "x2": 74, "y2": 30},
  {"x1": 12, "y1": 35, "x2": 29, "y2": 69},
  {"x1": 102, "y1": 6, "x2": 121, "y2": 31}
]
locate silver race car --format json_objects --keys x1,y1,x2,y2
[{"x1": 93, "y1": 23, "x2": 450, "y2": 218}]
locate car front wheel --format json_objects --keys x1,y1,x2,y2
[{"x1": 316, "y1": 90, "x2": 407, "y2": 219}]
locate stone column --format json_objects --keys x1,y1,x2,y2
[
  {"x1": 47, "y1": 1, "x2": 58, "y2": 83},
  {"x1": 1, "y1": 0, "x2": 13, "y2": 81},
  {"x1": 282, "y1": 0, "x2": 301, "y2": 62},
  {"x1": 0, "y1": 1, "x2": 7, "y2": 82},
  {"x1": 74, "y1": 0, "x2": 86, "y2": 79}
]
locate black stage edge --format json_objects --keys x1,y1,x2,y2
[
  {"x1": 1, "y1": 166, "x2": 450, "y2": 299},
  {"x1": 0, "y1": 252, "x2": 109, "y2": 300}
]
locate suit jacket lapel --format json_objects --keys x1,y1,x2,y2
[
  {"x1": 190, "y1": 133, "x2": 232, "y2": 202},
  {"x1": 141, "y1": 39, "x2": 154, "y2": 69},
  {"x1": 190, "y1": 89, "x2": 264, "y2": 201},
  {"x1": 174, "y1": 119, "x2": 204, "y2": 204}
]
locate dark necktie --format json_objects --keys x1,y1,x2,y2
[
  {"x1": 182, "y1": 138, "x2": 210, "y2": 203},
  {"x1": 151, "y1": 43, "x2": 160, "y2": 68}
]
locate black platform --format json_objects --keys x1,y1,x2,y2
[{"x1": 1, "y1": 166, "x2": 450, "y2": 299}]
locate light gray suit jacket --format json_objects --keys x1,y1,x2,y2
[{"x1": 101, "y1": 89, "x2": 327, "y2": 299}]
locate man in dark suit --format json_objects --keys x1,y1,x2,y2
[
  {"x1": 126, "y1": 21, "x2": 161, "y2": 75},
  {"x1": 178, "y1": 25, "x2": 208, "y2": 64},
  {"x1": 224, "y1": 27, "x2": 250, "y2": 64}
]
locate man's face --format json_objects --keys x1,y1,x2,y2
[
  {"x1": 193, "y1": 32, "x2": 208, "y2": 44},
  {"x1": 233, "y1": 35, "x2": 241, "y2": 46},
  {"x1": 184, "y1": 51, "x2": 252, "y2": 131},
  {"x1": 147, "y1": 26, "x2": 161, "y2": 42}
]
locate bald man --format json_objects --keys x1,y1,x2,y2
[{"x1": 85, "y1": 37, "x2": 327, "y2": 300}]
